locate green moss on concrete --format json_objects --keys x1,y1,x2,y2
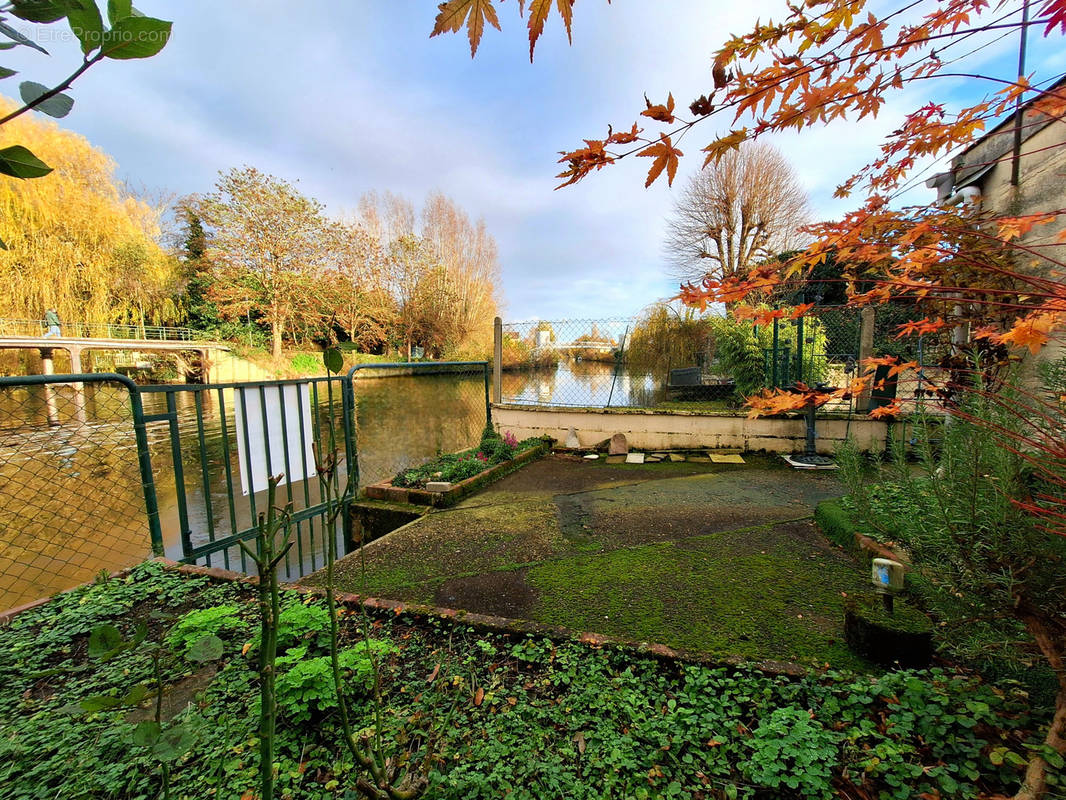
[
  {"x1": 849, "y1": 597, "x2": 932, "y2": 634},
  {"x1": 814, "y1": 499, "x2": 857, "y2": 551},
  {"x1": 525, "y1": 522, "x2": 872, "y2": 670}
]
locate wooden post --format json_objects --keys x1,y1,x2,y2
[
  {"x1": 856, "y1": 308, "x2": 876, "y2": 412},
  {"x1": 492, "y1": 316, "x2": 503, "y2": 405}
]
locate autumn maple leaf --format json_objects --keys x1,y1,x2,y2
[
  {"x1": 998, "y1": 313, "x2": 1060, "y2": 355},
  {"x1": 431, "y1": 0, "x2": 502, "y2": 58},
  {"x1": 996, "y1": 212, "x2": 1058, "y2": 241},
  {"x1": 638, "y1": 134, "x2": 683, "y2": 187},
  {"x1": 641, "y1": 93, "x2": 676, "y2": 124},
  {"x1": 868, "y1": 402, "x2": 902, "y2": 419},
  {"x1": 1041, "y1": 0, "x2": 1066, "y2": 34}
]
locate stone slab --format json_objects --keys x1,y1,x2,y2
[
  {"x1": 608, "y1": 433, "x2": 628, "y2": 455},
  {"x1": 425, "y1": 481, "x2": 453, "y2": 492},
  {"x1": 668, "y1": 454, "x2": 686, "y2": 462},
  {"x1": 605, "y1": 455, "x2": 627, "y2": 464},
  {"x1": 710, "y1": 454, "x2": 745, "y2": 464},
  {"x1": 625, "y1": 452, "x2": 645, "y2": 464},
  {"x1": 583, "y1": 454, "x2": 600, "y2": 460}
]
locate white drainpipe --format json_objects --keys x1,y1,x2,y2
[{"x1": 937, "y1": 185, "x2": 982, "y2": 347}]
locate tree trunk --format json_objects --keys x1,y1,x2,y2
[
  {"x1": 1013, "y1": 608, "x2": 1066, "y2": 800},
  {"x1": 272, "y1": 323, "x2": 283, "y2": 361},
  {"x1": 1013, "y1": 688, "x2": 1066, "y2": 800}
]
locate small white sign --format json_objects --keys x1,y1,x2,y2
[{"x1": 233, "y1": 383, "x2": 316, "y2": 496}]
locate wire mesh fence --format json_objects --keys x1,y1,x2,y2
[
  {"x1": 0, "y1": 376, "x2": 155, "y2": 611},
  {"x1": 0, "y1": 363, "x2": 494, "y2": 611},
  {"x1": 500, "y1": 306, "x2": 947, "y2": 411}
]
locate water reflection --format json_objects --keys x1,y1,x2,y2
[
  {"x1": 501, "y1": 360, "x2": 666, "y2": 408},
  {"x1": 0, "y1": 364, "x2": 665, "y2": 609}
]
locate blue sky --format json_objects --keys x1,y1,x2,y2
[{"x1": 3, "y1": 1, "x2": 1061, "y2": 321}]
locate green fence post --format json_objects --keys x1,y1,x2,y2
[
  {"x1": 483, "y1": 362, "x2": 492, "y2": 429},
  {"x1": 128, "y1": 382, "x2": 164, "y2": 556},
  {"x1": 771, "y1": 317, "x2": 780, "y2": 389},
  {"x1": 796, "y1": 315, "x2": 805, "y2": 386}
]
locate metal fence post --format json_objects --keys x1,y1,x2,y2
[
  {"x1": 856, "y1": 307, "x2": 876, "y2": 412},
  {"x1": 492, "y1": 316, "x2": 503, "y2": 405},
  {"x1": 128, "y1": 383, "x2": 164, "y2": 556},
  {"x1": 796, "y1": 315, "x2": 805, "y2": 385},
  {"x1": 483, "y1": 362, "x2": 492, "y2": 430}
]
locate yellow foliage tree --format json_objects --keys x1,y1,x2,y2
[{"x1": 0, "y1": 97, "x2": 180, "y2": 328}]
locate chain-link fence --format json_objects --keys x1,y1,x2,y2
[
  {"x1": 0, "y1": 363, "x2": 493, "y2": 611},
  {"x1": 500, "y1": 306, "x2": 947, "y2": 411},
  {"x1": 0, "y1": 375, "x2": 157, "y2": 611}
]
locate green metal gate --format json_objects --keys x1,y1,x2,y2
[{"x1": 138, "y1": 375, "x2": 354, "y2": 580}]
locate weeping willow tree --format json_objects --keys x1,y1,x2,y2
[
  {"x1": 0, "y1": 97, "x2": 181, "y2": 327},
  {"x1": 626, "y1": 303, "x2": 714, "y2": 377}
]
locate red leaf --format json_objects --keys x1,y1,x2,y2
[{"x1": 1040, "y1": 0, "x2": 1066, "y2": 34}]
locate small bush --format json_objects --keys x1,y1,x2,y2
[
  {"x1": 247, "y1": 600, "x2": 332, "y2": 654},
  {"x1": 813, "y1": 500, "x2": 856, "y2": 551},
  {"x1": 743, "y1": 707, "x2": 840, "y2": 799},
  {"x1": 274, "y1": 640, "x2": 397, "y2": 724},
  {"x1": 166, "y1": 605, "x2": 244, "y2": 655}
]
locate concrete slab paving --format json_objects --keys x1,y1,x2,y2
[{"x1": 306, "y1": 454, "x2": 869, "y2": 668}]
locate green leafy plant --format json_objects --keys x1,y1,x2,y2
[
  {"x1": 274, "y1": 641, "x2": 398, "y2": 724},
  {"x1": 72, "y1": 620, "x2": 223, "y2": 800},
  {"x1": 0, "y1": 2, "x2": 172, "y2": 225},
  {"x1": 165, "y1": 605, "x2": 243, "y2": 656},
  {"x1": 743, "y1": 707, "x2": 839, "y2": 798}
]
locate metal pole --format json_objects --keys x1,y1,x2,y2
[
  {"x1": 483, "y1": 363, "x2": 492, "y2": 429},
  {"x1": 1010, "y1": 0, "x2": 1030, "y2": 187},
  {"x1": 771, "y1": 318, "x2": 780, "y2": 389},
  {"x1": 796, "y1": 315, "x2": 805, "y2": 386}
]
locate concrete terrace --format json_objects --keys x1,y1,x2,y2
[{"x1": 305, "y1": 453, "x2": 875, "y2": 669}]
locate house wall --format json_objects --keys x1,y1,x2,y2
[
  {"x1": 958, "y1": 110, "x2": 1066, "y2": 368},
  {"x1": 493, "y1": 404, "x2": 893, "y2": 454}
]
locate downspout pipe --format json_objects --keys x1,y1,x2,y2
[
  {"x1": 937, "y1": 185, "x2": 982, "y2": 348},
  {"x1": 940, "y1": 185, "x2": 982, "y2": 208}
]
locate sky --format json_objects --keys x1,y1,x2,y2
[{"x1": 3, "y1": 1, "x2": 1062, "y2": 322}]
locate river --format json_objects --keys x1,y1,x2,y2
[{"x1": 0, "y1": 361, "x2": 666, "y2": 608}]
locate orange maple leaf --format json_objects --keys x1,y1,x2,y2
[
  {"x1": 868, "y1": 401, "x2": 902, "y2": 419},
  {"x1": 997, "y1": 212, "x2": 1058, "y2": 241},
  {"x1": 701, "y1": 128, "x2": 748, "y2": 167},
  {"x1": 641, "y1": 92, "x2": 676, "y2": 124},
  {"x1": 431, "y1": 0, "x2": 502, "y2": 58},
  {"x1": 998, "y1": 313, "x2": 1059, "y2": 355},
  {"x1": 788, "y1": 302, "x2": 815, "y2": 319},
  {"x1": 638, "y1": 134, "x2": 683, "y2": 187}
]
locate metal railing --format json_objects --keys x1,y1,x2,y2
[
  {"x1": 0, "y1": 361, "x2": 495, "y2": 611},
  {"x1": 0, "y1": 318, "x2": 202, "y2": 341}
]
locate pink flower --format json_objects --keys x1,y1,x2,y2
[
  {"x1": 503, "y1": 431, "x2": 518, "y2": 447},
  {"x1": 476, "y1": 452, "x2": 489, "y2": 462}
]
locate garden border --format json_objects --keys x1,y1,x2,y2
[
  {"x1": 363, "y1": 440, "x2": 551, "y2": 507},
  {"x1": 0, "y1": 557, "x2": 810, "y2": 678}
]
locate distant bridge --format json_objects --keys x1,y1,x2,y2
[
  {"x1": 0, "y1": 320, "x2": 229, "y2": 381},
  {"x1": 542, "y1": 340, "x2": 620, "y2": 352}
]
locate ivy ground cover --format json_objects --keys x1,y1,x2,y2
[{"x1": 0, "y1": 561, "x2": 1051, "y2": 799}]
